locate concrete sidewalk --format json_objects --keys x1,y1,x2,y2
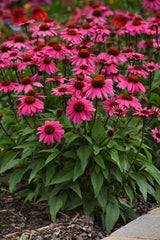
[{"x1": 103, "y1": 208, "x2": 160, "y2": 240}]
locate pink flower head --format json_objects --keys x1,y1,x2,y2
[
  {"x1": 124, "y1": 17, "x2": 147, "y2": 35},
  {"x1": 101, "y1": 97, "x2": 120, "y2": 116},
  {"x1": 70, "y1": 49, "x2": 95, "y2": 67},
  {"x1": 150, "y1": 106, "x2": 160, "y2": 117},
  {"x1": 0, "y1": 81, "x2": 17, "y2": 93},
  {"x1": 142, "y1": 0, "x2": 160, "y2": 12},
  {"x1": 32, "y1": 23, "x2": 58, "y2": 38},
  {"x1": 60, "y1": 28, "x2": 83, "y2": 44},
  {"x1": 44, "y1": 44, "x2": 67, "y2": 60},
  {"x1": 127, "y1": 65, "x2": 148, "y2": 78},
  {"x1": 151, "y1": 128, "x2": 160, "y2": 143},
  {"x1": 46, "y1": 76, "x2": 67, "y2": 84},
  {"x1": 67, "y1": 79, "x2": 87, "y2": 97},
  {"x1": 143, "y1": 62, "x2": 160, "y2": 72},
  {"x1": 84, "y1": 75, "x2": 114, "y2": 100},
  {"x1": 39, "y1": 56, "x2": 57, "y2": 74},
  {"x1": 15, "y1": 76, "x2": 43, "y2": 94},
  {"x1": 17, "y1": 95, "x2": 44, "y2": 116},
  {"x1": 5, "y1": 34, "x2": 30, "y2": 49},
  {"x1": 72, "y1": 64, "x2": 95, "y2": 76},
  {"x1": 106, "y1": 47, "x2": 127, "y2": 65},
  {"x1": 112, "y1": 104, "x2": 128, "y2": 117},
  {"x1": 51, "y1": 84, "x2": 70, "y2": 96},
  {"x1": 37, "y1": 120, "x2": 64, "y2": 145},
  {"x1": 133, "y1": 107, "x2": 152, "y2": 119},
  {"x1": 116, "y1": 94, "x2": 141, "y2": 109},
  {"x1": 117, "y1": 75, "x2": 146, "y2": 94},
  {"x1": 126, "y1": 52, "x2": 146, "y2": 61},
  {"x1": 66, "y1": 96, "x2": 96, "y2": 124}
]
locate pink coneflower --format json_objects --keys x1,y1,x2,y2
[
  {"x1": 133, "y1": 107, "x2": 152, "y2": 118},
  {"x1": 91, "y1": 22, "x2": 110, "y2": 43},
  {"x1": 127, "y1": 65, "x2": 148, "y2": 78},
  {"x1": 17, "y1": 95, "x2": 44, "y2": 116},
  {"x1": 116, "y1": 94, "x2": 141, "y2": 109},
  {"x1": 0, "y1": 59, "x2": 7, "y2": 68},
  {"x1": 106, "y1": 47, "x2": 127, "y2": 65},
  {"x1": 126, "y1": 52, "x2": 146, "y2": 61},
  {"x1": 66, "y1": 96, "x2": 96, "y2": 124},
  {"x1": 46, "y1": 76, "x2": 67, "y2": 84},
  {"x1": 101, "y1": 97, "x2": 119, "y2": 116},
  {"x1": 143, "y1": 62, "x2": 160, "y2": 72},
  {"x1": 86, "y1": 7, "x2": 112, "y2": 23},
  {"x1": 5, "y1": 35, "x2": 30, "y2": 49},
  {"x1": 112, "y1": 104, "x2": 128, "y2": 117},
  {"x1": 151, "y1": 128, "x2": 160, "y2": 143},
  {"x1": 142, "y1": 0, "x2": 160, "y2": 12},
  {"x1": 68, "y1": 80, "x2": 86, "y2": 97},
  {"x1": 18, "y1": 54, "x2": 40, "y2": 72},
  {"x1": 11, "y1": 7, "x2": 28, "y2": 25},
  {"x1": 37, "y1": 120, "x2": 64, "y2": 145},
  {"x1": 79, "y1": 23, "x2": 94, "y2": 36},
  {"x1": 137, "y1": 39, "x2": 154, "y2": 49},
  {"x1": 72, "y1": 64, "x2": 95, "y2": 76},
  {"x1": 83, "y1": 75, "x2": 114, "y2": 100},
  {"x1": 109, "y1": 71, "x2": 125, "y2": 83},
  {"x1": 15, "y1": 76, "x2": 43, "y2": 94},
  {"x1": 70, "y1": 49, "x2": 95, "y2": 67},
  {"x1": 117, "y1": 75, "x2": 146, "y2": 94},
  {"x1": 45, "y1": 44, "x2": 67, "y2": 60},
  {"x1": 60, "y1": 28, "x2": 83, "y2": 44},
  {"x1": 124, "y1": 17, "x2": 147, "y2": 36},
  {"x1": 38, "y1": 56, "x2": 57, "y2": 74},
  {"x1": 32, "y1": 23, "x2": 58, "y2": 38},
  {"x1": 51, "y1": 84, "x2": 69, "y2": 96},
  {"x1": 0, "y1": 81, "x2": 17, "y2": 93}
]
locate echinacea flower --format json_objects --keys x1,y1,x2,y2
[
  {"x1": 101, "y1": 97, "x2": 119, "y2": 116},
  {"x1": 106, "y1": 47, "x2": 127, "y2": 65},
  {"x1": 67, "y1": 79, "x2": 86, "y2": 97},
  {"x1": 117, "y1": 75, "x2": 146, "y2": 94},
  {"x1": 133, "y1": 107, "x2": 152, "y2": 119},
  {"x1": 116, "y1": 94, "x2": 141, "y2": 109},
  {"x1": 151, "y1": 128, "x2": 160, "y2": 143},
  {"x1": 31, "y1": 7, "x2": 48, "y2": 20},
  {"x1": 60, "y1": 28, "x2": 83, "y2": 44},
  {"x1": 51, "y1": 84, "x2": 70, "y2": 96},
  {"x1": 127, "y1": 65, "x2": 148, "y2": 78},
  {"x1": 0, "y1": 81, "x2": 17, "y2": 93},
  {"x1": 38, "y1": 56, "x2": 57, "y2": 74},
  {"x1": 66, "y1": 96, "x2": 95, "y2": 124},
  {"x1": 142, "y1": 0, "x2": 160, "y2": 12},
  {"x1": 17, "y1": 95, "x2": 44, "y2": 116},
  {"x1": 37, "y1": 120, "x2": 64, "y2": 145},
  {"x1": 15, "y1": 76, "x2": 43, "y2": 94},
  {"x1": 72, "y1": 64, "x2": 95, "y2": 76},
  {"x1": 143, "y1": 62, "x2": 160, "y2": 72},
  {"x1": 83, "y1": 75, "x2": 114, "y2": 100},
  {"x1": 32, "y1": 23, "x2": 58, "y2": 38},
  {"x1": 70, "y1": 49, "x2": 95, "y2": 67}
]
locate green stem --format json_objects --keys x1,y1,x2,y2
[
  {"x1": 92, "y1": 97, "x2": 98, "y2": 126},
  {"x1": 0, "y1": 122, "x2": 17, "y2": 145},
  {"x1": 7, "y1": 92, "x2": 19, "y2": 122}
]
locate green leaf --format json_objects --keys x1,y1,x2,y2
[
  {"x1": 0, "y1": 151, "x2": 19, "y2": 174},
  {"x1": 105, "y1": 202, "x2": 120, "y2": 233},
  {"x1": 77, "y1": 145, "x2": 92, "y2": 172},
  {"x1": 9, "y1": 168, "x2": 26, "y2": 192},
  {"x1": 102, "y1": 167, "x2": 109, "y2": 180},
  {"x1": 45, "y1": 149, "x2": 60, "y2": 165},
  {"x1": 63, "y1": 151, "x2": 77, "y2": 159},
  {"x1": 83, "y1": 199, "x2": 96, "y2": 215},
  {"x1": 73, "y1": 160, "x2": 83, "y2": 182},
  {"x1": 28, "y1": 160, "x2": 44, "y2": 183},
  {"x1": 130, "y1": 173, "x2": 147, "y2": 201},
  {"x1": 94, "y1": 154, "x2": 105, "y2": 169},
  {"x1": 91, "y1": 170, "x2": 103, "y2": 197},
  {"x1": 108, "y1": 149, "x2": 121, "y2": 169},
  {"x1": 49, "y1": 196, "x2": 63, "y2": 222},
  {"x1": 91, "y1": 119, "x2": 105, "y2": 143},
  {"x1": 70, "y1": 182, "x2": 82, "y2": 199},
  {"x1": 119, "y1": 151, "x2": 128, "y2": 172},
  {"x1": 97, "y1": 187, "x2": 108, "y2": 213},
  {"x1": 49, "y1": 163, "x2": 73, "y2": 184},
  {"x1": 124, "y1": 185, "x2": 134, "y2": 203},
  {"x1": 141, "y1": 161, "x2": 160, "y2": 185},
  {"x1": 45, "y1": 165, "x2": 55, "y2": 186},
  {"x1": 65, "y1": 133, "x2": 80, "y2": 146},
  {"x1": 82, "y1": 135, "x2": 93, "y2": 144},
  {"x1": 14, "y1": 142, "x2": 39, "y2": 149}
]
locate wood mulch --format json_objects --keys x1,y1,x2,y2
[{"x1": 0, "y1": 180, "x2": 158, "y2": 240}]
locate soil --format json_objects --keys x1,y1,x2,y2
[{"x1": 0, "y1": 180, "x2": 158, "y2": 240}]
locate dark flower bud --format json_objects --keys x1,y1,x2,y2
[
  {"x1": 107, "y1": 129, "x2": 115, "y2": 138},
  {"x1": 56, "y1": 109, "x2": 64, "y2": 117}
]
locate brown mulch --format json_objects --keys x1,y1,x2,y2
[{"x1": 0, "y1": 182, "x2": 158, "y2": 240}]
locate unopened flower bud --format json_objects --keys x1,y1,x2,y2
[{"x1": 107, "y1": 129, "x2": 115, "y2": 138}]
